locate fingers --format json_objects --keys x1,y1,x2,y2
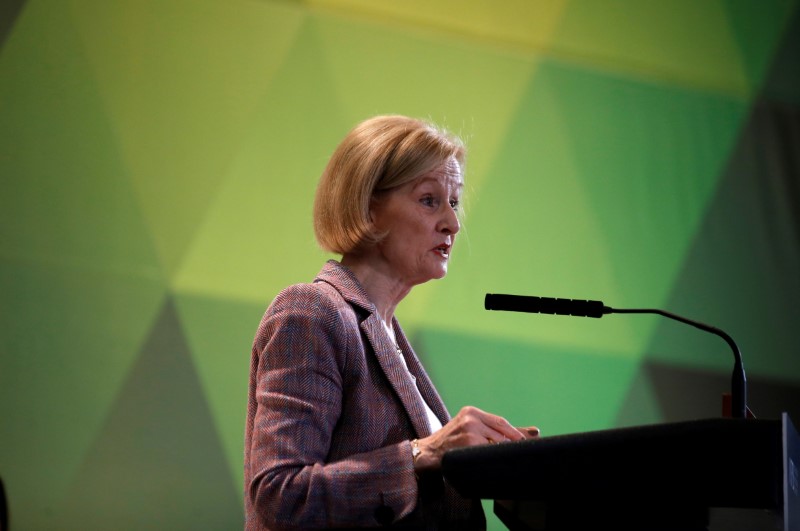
[
  {"x1": 454, "y1": 406, "x2": 526, "y2": 443},
  {"x1": 413, "y1": 407, "x2": 541, "y2": 471},
  {"x1": 517, "y1": 426, "x2": 541, "y2": 439},
  {"x1": 485, "y1": 426, "x2": 541, "y2": 444}
]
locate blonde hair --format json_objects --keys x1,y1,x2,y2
[{"x1": 313, "y1": 115, "x2": 465, "y2": 254}]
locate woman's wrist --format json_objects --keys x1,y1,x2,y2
[
  {"x1": 411, "y1": 439, "x2": 422, "y2": 466},
  {"x1": 410, "y1": 437, "x2": 440, "y2": 472}
]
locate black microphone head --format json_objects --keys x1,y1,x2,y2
[{"x1": 485, "y1": 293, "x2": 606, "y2": 318}]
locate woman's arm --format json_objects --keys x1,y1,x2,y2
[{"x1": 244, "y1": 284, "x2": 419, "y2": 530}]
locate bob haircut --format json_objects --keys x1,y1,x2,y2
[{"x1": 313, "y1": 115, "x2": 465, "y2": 255}]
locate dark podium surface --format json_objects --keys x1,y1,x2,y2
[{"x1": 441, "y1": 415, "x2": 800, "y2": 530}]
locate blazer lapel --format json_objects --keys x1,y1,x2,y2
[
  {"x1": 361, "y1": 315, "x2": 434, "y2": 438},
  {"x1": 394, "y1": 322, "x2": 450, "y2": 427},
  {"x1": 315, "y1": 260, "x2": 447, "y2": 438}
]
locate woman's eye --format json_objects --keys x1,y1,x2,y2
[
  {"x1": 420, "y1": 196, "x2": 436, "y2": 207},
  {"x1": 450, "y1": 199, "x2": 460, "y2": 211}
]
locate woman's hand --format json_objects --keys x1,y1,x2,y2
[{"x1": 413, "y1": 406, "x2": 540, "y2": 471}]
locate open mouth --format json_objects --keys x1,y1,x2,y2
[{"x1": 434, "y1": 244, "x2": 451, "y2": 257}]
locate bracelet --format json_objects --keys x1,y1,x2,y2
[{"x1": 411, "y1": 439, "x2": 422, "y2": 464}]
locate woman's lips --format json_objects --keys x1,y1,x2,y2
[{"x1": 433, "y1": 243, "x2": 451, "y2": 257}]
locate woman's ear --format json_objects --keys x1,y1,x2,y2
[
  {"x1": 367, "y1": 195, "x2": 390, "y2": 244},
  {"x1": 368, "y1": 195, "x2": 382, "y2": 226}
]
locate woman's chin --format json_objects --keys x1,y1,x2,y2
[{"x1": 430, "y1": 265, "x2": 449, "y2": 281}]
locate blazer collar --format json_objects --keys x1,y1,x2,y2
[
  {"x1": 314, "y1": 260, "x2": 374, "y2": 314},
  {"x1": 314, "y1": 260, "x2": 448, "y2": 437}
]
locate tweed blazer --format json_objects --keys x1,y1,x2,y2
[{"x1": 244, "y1": 261, "x2": 484, "y2": 530}]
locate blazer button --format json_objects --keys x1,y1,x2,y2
[{"x1": 374, "y1": 504, "x2": 395, "y2": 526}]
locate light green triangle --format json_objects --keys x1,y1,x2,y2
[
  {"x1": 418, "y1": 328, "x2": 641, "y2": 436},
  {"x1": 398, "y1": 64, "x2": 641, "y2": 359},
  {"x1": 552, "y1": 0, "x2": 751, "y2": 96},
  {"x1": 66, "y1": 0, "x2": 308, "y2": 278},
  {"x1": 308, "y1": 0, "x2": 568, "y2": 50},
  {"x1": 313, "y1": 9, "x2": 538, "y2": 190},
  {"x1": 172, "y1": 18, "x2": 345, "y2": 302}
]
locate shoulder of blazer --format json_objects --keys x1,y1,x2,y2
[
  {"x1": 313, "y1": 260, "x2": 376, "y2": 319},
  {"x1": 256, "y1": 281, "x2": 360, "y2": 377}
]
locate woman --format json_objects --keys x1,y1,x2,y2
[{"x1": 244, "y1": 115, "x2": 539, "y2": 530}]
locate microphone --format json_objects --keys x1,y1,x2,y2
[
  {"x1": 484, "y1": 294, "x2": 611, "y2": 318},
  {"x1": 485, "y1": 293, "x2": 749, "y2": 419}
]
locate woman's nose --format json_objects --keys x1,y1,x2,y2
[{"x1": 439, "y1": 205, "x2": 460, "y2": 234}]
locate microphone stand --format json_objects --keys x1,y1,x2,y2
[
  {"x1": 607, "y1": 306, "x2": 748, "y2": 419},
  {"x1": 485, "y1": 294, "x2": 749, "y2": 419}
]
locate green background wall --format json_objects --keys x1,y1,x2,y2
[{"x1": 2, "y1": 1, "x2": 799, "y2": 529}]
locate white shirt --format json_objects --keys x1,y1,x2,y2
[{"x1": 381, "y1": 319, "x2": 443, "y2": 434}]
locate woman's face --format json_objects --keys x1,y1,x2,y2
[{"x1": 369, "y1": 156, "x2": 463, "y2": 287}]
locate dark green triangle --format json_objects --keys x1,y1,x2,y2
[
  {"x1": 614, "y1": 363, "x2": 667, "y2": 427},
  {"x1": 58, "y1": 297, "x2": 242, "y2": 529},
  {"x1": 0, "y1": 0, "x2": 26, "y2": 49},
  {"x1": 545, "y1": 58, "x2": 747, "y2": 308},
  {"x1": 643, "y1": 105, "x2": 800, "y2": 381},
  {"x1": 722, "y1": 0, "x2": 797, "y2": 95},
  {"x1": 759, "y1": 4, "x2": 800, "y2": 105},
  {"x1": 0, "y1": 259, "x2": 165, "y2": 530},
  {"x1": 637, "y1": 361, "x2": 800, "y2": 421},
  {"x1": 174, "y1": 291, "x2": 268, "y2": 494}
]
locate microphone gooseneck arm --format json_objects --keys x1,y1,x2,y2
[
  {"x1": 610, "y1": 307, "x2": 747, "y2": 420},
  {"x1": 485, "y1": 294, "x2": 748, "y2": 419}
]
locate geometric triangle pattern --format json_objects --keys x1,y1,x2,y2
[
  {"x1": 67, "y1": 0, "x2": 310, "y2": 278},
  {"x1": 414, "y1": 327, "x2": 641, "y2": 435},
  {"x1": 0, "y1": 0, "x2": 26, "y2": 50},
  {"x1": 58, "y1": 297, "x2": 242, "y2": 530},
  {"x1": 618, "y1": 361, "x2": 800, "y2": 425},
  {"x1": 0, "y1": 259, "x2": 165, "y2": 530},
  {"x1": 553, "y1": 0, "x2": 753, "y2": 95},
  {"x1": 172, "y1": 16, "x2": 348, "y2": 302},
  {"x1": 643, "y1": 96, "x2": 800, "y2": 377},
  {"x1": 1, "y1": 2, "x2": 798, "y2": 530},
  {"x1": 173, "y1": 292, "x2": 268, "y2": 493}
]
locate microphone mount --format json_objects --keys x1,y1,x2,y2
[{"x1": 485, "y1": 293, "x2": 748, "y2": 419}]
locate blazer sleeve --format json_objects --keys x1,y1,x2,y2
[{"x1": 245, "y1": 283, "x2": 420, "y2": 530}]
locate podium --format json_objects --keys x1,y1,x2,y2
[{"x1": 441, "y1": 414, "x2": 800, "y2": 531}]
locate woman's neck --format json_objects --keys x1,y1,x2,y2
[{"x1": 340, "y1": 254, "x2": 411, "y2": 323}]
